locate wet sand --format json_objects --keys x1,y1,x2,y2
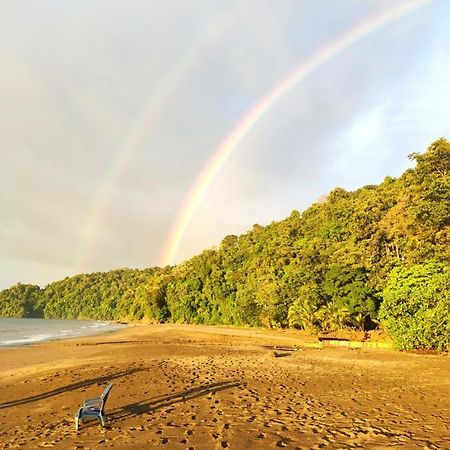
[{"x1": 0, "y1": 324, "x2": 449, "y2": 449}]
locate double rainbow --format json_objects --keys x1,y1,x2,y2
[{"x1": 160, "y1": 0, "x2": 430, "y2": 266}]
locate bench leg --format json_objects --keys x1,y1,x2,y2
[{"x1": 75, "y1": 408, "x2": 83, "y2": 431}]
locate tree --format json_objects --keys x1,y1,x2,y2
[
  {"x1": 379, "y1": 263, "x2": 450, "y2": 351},
  {"x1": 317, "y1": 301, "x2": 352, "y2": 332},
  {"x1": 0, "y1": 283, "x2": 43, "y2": 318},
  {"x1": 288, "y1": 284, "x2": 321, "y2": 332},
  {"x1": 321, "y1": 266, "x2": 378, "y2": 329},
  {"x1": 409, "y1": 138, "x2": 450, "y2": 229}
]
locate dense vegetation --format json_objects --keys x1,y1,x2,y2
[{"x1": 1, "y1": 139, "x2": 449, "y2": 350}]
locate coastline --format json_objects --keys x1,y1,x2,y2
[
  {"x1": 0, "y1": 317, "x2": 130, "y2": 348},
  {"x1": 0, "y1": 324, "x2": 448, "y2": 448}
]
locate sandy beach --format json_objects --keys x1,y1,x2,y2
[{"x1": 0, "y1": 324, "x2": 449, "y2": 449}]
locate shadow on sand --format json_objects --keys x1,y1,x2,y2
[
  {"x1": 0, "y1": 367, "x2": 147, "y2": 410},
  {"x1": 109, "y1": 380, "x2": 240, "y2": 423}
]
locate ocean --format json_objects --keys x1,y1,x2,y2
[{"x1": 0, "y1": 317, "x2": 128, "y2": 347}]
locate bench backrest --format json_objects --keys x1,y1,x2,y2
[{"x1": 101, "y1": 383, "x2": 113, "y2": 404}]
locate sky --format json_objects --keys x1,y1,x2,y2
[{"x1": 1, "y1": 0, "x2": 449, "y2": 289}]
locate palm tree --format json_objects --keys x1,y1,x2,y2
[
  {"x1": 317, "y1": 301, "x2": 352, "y2": 331},
  {"x1": 288, "y1": 298, "x2": 319, "y2": 332}
]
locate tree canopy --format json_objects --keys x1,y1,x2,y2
[{"x1": 1, "y1": 139, "x2": 449, "y2": 350}]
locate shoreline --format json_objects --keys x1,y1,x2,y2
[
  {"x1": 0, "y1": 315, "x2": 395, "y2": 349},
  {"x1": 1, "y1": 324, "x2": 448, "y2": 448},
  {"x1": 0, "y1": 317, "x2": 130, "y2": 349}
]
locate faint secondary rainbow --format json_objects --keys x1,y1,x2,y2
[
  {"x1": 73, "y1": 3, "x2": 249, "y2": 273},
  {"x1": 160, "y1": 0, "x2": 431, "y2": 267}
]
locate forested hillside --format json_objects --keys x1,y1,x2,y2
[{"x1": 1, "y1": 139, "x2": 449, "y2": 350}]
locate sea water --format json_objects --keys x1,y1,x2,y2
[{"x1": 0, "y1": 317, "x2": 128, "y2": 347}]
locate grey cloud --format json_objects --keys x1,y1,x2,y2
[{"x1": 1, "y1": 0, "x2": 449, "y2": 287}]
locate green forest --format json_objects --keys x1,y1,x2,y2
[{"x1": 1, "y1": 139, "x2": 449, "y2": 351}]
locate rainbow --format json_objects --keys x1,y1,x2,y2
[
  {"x1": 160, "y1": 0, "x2": 431, "y2": 267},
  {"x1": 73, "y1": 3, "x2": 249, "y2": 272}
]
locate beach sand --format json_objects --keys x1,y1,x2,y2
[{"x1": 0, "y1": 324, "x2": 449, "y2": 449}]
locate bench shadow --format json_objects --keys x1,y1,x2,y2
[
  {"x1": 109, "y1": 380, "x2": 240, "y2": 423},
  {"x1": 0, "y1": 367, "x2": 146, "y2": 410}
]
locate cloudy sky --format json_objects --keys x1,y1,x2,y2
[{"x1": 1, "y1": 0, "x2": 449, "y2": 289}]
